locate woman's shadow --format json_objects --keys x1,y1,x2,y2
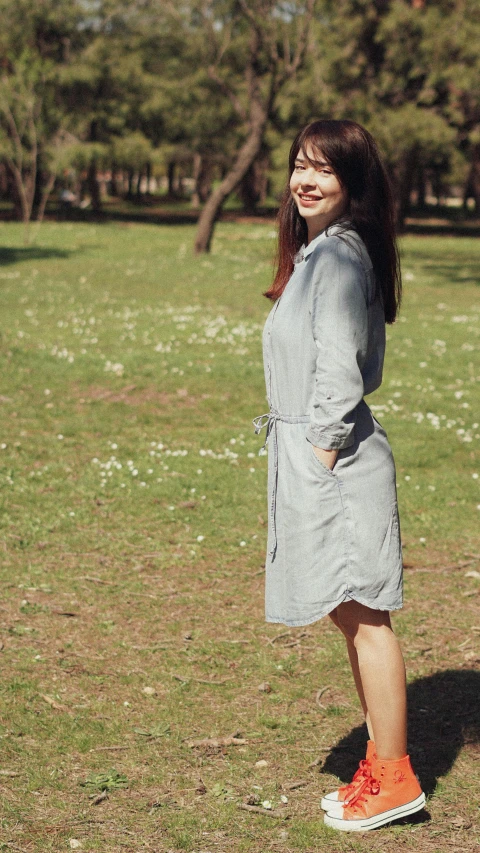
[{"x1": 320, "y1": 669, "x2": 480, "y2": 804}]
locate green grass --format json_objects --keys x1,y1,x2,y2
[{"x1": 0, "y1": 221, "x2": 479, "y2": 852}]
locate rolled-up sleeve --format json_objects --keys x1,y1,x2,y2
[{"x1": 306, "y1": 237, "x2": 369, "y2": 450}]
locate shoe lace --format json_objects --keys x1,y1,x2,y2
[
  {"x1": 343, "y1": 759, "x2": 371, "y2": 795},
  {"x1": 344, "y1": 767, "x2": 380, "y2": 808}
]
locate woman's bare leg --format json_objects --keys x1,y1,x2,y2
[
  {"x1": 334, "y1": 600, "x2": 407, "y2": 760},
  {"x1": 329, "y1": 608, "x2": 374, "y2": 740}
]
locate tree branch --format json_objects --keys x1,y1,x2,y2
[{"x1": 208, "y1": 66, "x2": 247, "y2": 121}]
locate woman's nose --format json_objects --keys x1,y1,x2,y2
[{"x1": 300, "y1": 175, "x2": 316, "y2": 189}]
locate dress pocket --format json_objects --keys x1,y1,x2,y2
[{"x1": 309, "y1": 443, "x2": 337, "y2": 478}]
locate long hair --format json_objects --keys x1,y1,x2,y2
[{"x1": 265, "y1": 120, "x2": 401, "y2": 324}]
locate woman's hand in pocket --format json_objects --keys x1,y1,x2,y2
[{"x1": 312, "y1": 445, "x2": 338, "y2": 470}]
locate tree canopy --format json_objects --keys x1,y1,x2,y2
[{"x1": 0, "y1": 0, "x2": 478, "y2": 245}]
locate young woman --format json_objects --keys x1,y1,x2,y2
[{"x1": 254, "y1": 120, "x2": 425, "y2": 831}]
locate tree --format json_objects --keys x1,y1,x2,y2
[
  {"x1": 0, "y1": 52, "x2": 65, "y2": 242},
  {"x1": 0, "y1": 0, "x2": 89, "y2": 232},
  {"x1": 193, "y1": 0, "x2": 316, "y2": 253}
]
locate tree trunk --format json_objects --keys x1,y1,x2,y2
[
  {"x1": 238, "y1": 148, "x2": 269, "y2": 214},
  {"x1": 192, "y1": 153, "x2": 215, "y2": 207},
  {"x1": 136, "y1": 169, "x2": 143, "y2": 197},
  {"x1": 5, "y1": 164, "x2": 23, "y2": 219},
  {"x1": 87, "y1": 159, "x2": 101, "y2": 212},
  {"x1": 395, "y1": 146, "x2": 418, "y2": 230},
  {"x1": 167, "y1": 161, "x2": 176, "y2": 197},
  {"x1": 416, "y1": 164, "x2": 426, "y2": 208},
  {"x1": 195, "y1": 103, "x2": 267, "y2": 253},
  {"x1": 110, "y1": 162, "x2": 118, "y2": 196},
  {"x1": 127, "y1": 169, "x2": 134, "y2": 198},
  {"x1": 463, "y1": 145, "x2": 480, "y2": 213}
]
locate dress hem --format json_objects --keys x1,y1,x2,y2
[{"x1": 265, "y1": 591, "x2": 403, "y2": 628}]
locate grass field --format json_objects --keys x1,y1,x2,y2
[{"x1": 0, "y1": 220, "x2": 479, "y2": 852}]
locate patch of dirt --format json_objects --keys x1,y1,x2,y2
[{"x1": 74, "y1": 384, "x2": 213, "y2": 407}]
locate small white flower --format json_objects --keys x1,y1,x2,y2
[
  {"x1": 57, "y1": 434, "x2": 64, "y2": 440},
  {"x1": 472, "y1": 473, "x2": 479, "y2": 480},
  {"x1": 261, "y1": 800, "x2": 272, "y2": 810},
  {"x1": 405, "y1": 475, "x2": 411, "y2": 481},
  {"x1": 44, "y1": 389, "x2": 51, "y2": 396},
  {"x1": 196, "y1": 535, "x2": 204, "y2": 542},
  {"x1": 240, "y1": 541, "x2": 246, "y2": 547},
  {"x1": 419, "y1": 537, "x2": 426, "y2": 543},
  {"x1": 197, "y1": 469, "x2": 203, "y2": 474},
  {"x1": 280, "y1": 795, "x2": 288, "y2": 804}
]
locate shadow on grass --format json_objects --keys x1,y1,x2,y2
[
  {"x1": 0, "y1": 246, "x2": 74, "y2": 266},
  {"x1": 320, "y1": 669, "x2": 480, "y2": 797}
]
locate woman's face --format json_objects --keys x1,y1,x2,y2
[{"x1": 289, "y1": 142, "x2": 348, "y2": 242}]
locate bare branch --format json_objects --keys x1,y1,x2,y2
[
  {"x1": 286, "y1": 0, "x2": 315, "y2": 78},
  {"x1": 0, "y1": 90, "x2": 25, "y2": 175},
  {"x1": 238, "y1": 0, "x2": 279, "y2": 69},
  {"x1": 208, "y1": 66, "x2": 247, "y2": 121}
]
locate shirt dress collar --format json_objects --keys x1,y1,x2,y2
[{"x1": 294, "y1": 221, "x2": 352, "y2": 265}]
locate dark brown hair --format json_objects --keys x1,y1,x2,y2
[{"x1": 265, "y1": 119, "x2": 401, "y2": 324}]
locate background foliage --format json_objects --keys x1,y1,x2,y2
[{"x1": 1, "y1": 0, "x2": 480, "y2": 243}]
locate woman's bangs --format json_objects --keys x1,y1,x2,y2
[{"x1": 294, "y1": 127, "x2": 337, "y2": 173}]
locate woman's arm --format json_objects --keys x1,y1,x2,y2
[{"x1": 307, "y1": 236, "x2": 370, "y2": 456}]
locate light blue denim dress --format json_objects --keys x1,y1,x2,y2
[{"x1": 255, "y1": 226, "x2": 403, "y2": 627}]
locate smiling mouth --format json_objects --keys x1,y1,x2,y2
[{"x1": 298, "y1": 193, "x2": 322, "y2": 202}]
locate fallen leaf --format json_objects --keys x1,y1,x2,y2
[
  {"x1": 255, "y1": 759, "x2": 268, "y2": 768},
  {"x1": 258, "y1": 681, "x2": 272, "y2": 693}
]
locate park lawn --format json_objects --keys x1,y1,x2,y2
[{"x1": 0, "y1": 220, "x2": 479, "y2": 853}]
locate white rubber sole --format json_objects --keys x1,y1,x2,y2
[
  {"x1": 320, "y1": 792, "x2": 343, "y2": 811},
  {"x1": 324, "y1": 792, "x2": 426, "y2": 832}
]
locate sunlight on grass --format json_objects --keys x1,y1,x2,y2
[{"x1": 0, "y1": 221, "x2": 479, "y2": 852}]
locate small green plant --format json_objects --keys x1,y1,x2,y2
[{"x1": 80, "y1": 769, "x2": 129, "y2": 792}]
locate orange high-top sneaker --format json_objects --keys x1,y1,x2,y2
[
  {"x1": 324, "y1": 754, "x2": 425, "y2": 832},
  {"x1": 320, "y1": 740, "x2": 376, "y2": 811}
]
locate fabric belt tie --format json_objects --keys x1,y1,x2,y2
[{"x1": 253, "y1": 408, "x2": 310, "y2": 559}]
